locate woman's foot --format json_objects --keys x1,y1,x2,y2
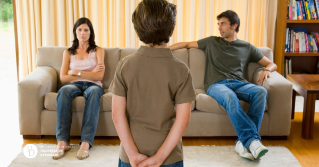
[
  {"x1": 79, "y1": 142, "x2": 90, "y2": 151},
  {"x1": 52, "y1": 141, "x2": 71, "y2": 160},
  {"x1": 77, "y1": 142, "x2": 90, "y2": 160}
]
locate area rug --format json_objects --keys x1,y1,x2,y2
[{"x1": 9, "y1": 144, "x2": 301, "y2": 167}]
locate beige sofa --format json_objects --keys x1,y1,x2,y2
[{"x1": 18, "y1": 47, "x2": 292, "y2": 139}]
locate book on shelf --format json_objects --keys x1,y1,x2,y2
[
  {"x1": 315, "y1": 0, "x2": 319, "y2": 18},
  {"x1": 312, "y1": 32, "x2": 319, "y2": 48},
  {"x1": 300, "y1": 0, "x2": 307, "y2": 19},
  {"x1": 284, "y1": 58, "x2": 287, "y2": 77},
  {"x1": 299, "y1": 33, "x2": 304, "y2": 51},
  {"x1": 288, "y1": 30, "x2": 291, "y2": 51},
  {"x1": 284, "y1": 58, "x2": 292, "y2": 77},
  {"x1": 295, "y1": 35, "x2": 299, "y2": 52},
  {"x1": 306, "y1": 0, "x2": 312, "y2": 19},
  {"x1": 290, "y1": 30, "x2": 295, "y2": 52},
  {"x1": 309, "y1": 0, "x2": 318, "y2": 19},
  {"x1": 285, "y1": 28, "x2": 319, "y2": 52},
  {"x1": 289, "y1": 59, "x2": 292, "y2": 75},
  {"x1": 292, "y1": 0, "x2": 298, "y2": 19},
  {"x1": 289, "y1": 0, "x2": 293, "y2": 19},
  {"x1": 288, "y1": 0, "x2": 319, "y2": 20},
  {"x1": 301, "y1": 32, "x2": 306, "y2": 51},
  {"x1": 307, "y1": 35, "x2": 313, "y2": 51},
  {"x1": 311, "y1": 35, "x2": 318, "y2": 51},
  {"x1": 305, "y1": 33, "x2": 310, "y2": 52},
  {"x1": 297, "y1": 1, "x2": 302, "y2": 20},
  {"x1": 285, "y1": 28, "x2": 289, "y2": 52}
]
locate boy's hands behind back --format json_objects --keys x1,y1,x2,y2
[
  {"x1": 129, "y1": 153, "x2": 148, "y2": 167},
  {"x1": 138, "y1": 154, "x2": 164, "y2": 167}
]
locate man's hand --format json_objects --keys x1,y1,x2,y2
[
  {"x1": 67, "y1": 69, "x2": 79, "y2": 76},
  {"x1": 129, "y1": 153, "x2": 148, "y2": 167},
  {"x1": 257, "y1": 57, "x2": 277, "y2": 86},
  {"x1": 257, "y1": 70, "x2": 271, "y2": 85},
  {"x1": 138, "y1": 154, "x2": 164, "y2": 167},
  {"x1": 92, "y1": 63, "x2": 105, "y2": 72}
]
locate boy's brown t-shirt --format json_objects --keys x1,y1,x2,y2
[{"x1": 108, "y1": 46, "x2": 196, "y2": 165}]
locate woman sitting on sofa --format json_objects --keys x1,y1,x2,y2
[{"x1": 53, "y1": 17, "x2": 105, "y2": 160}]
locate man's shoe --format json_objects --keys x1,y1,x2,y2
[
  {"x1": 235, "y1": 141, "x2": 254, "y2": 161},
  {"x1": 249, "y1": 140, "x2": 268, "y2": 159}
]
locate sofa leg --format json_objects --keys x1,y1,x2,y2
[
  {"x1": 23, "y1": 135, "x2": 43, "y2": 139},
  {"x1": 291, "y1": 90, "x2": 296, "y2": 120},
  {"x1": 266, "y1": 136, "x2": 288, "y2": 140}
]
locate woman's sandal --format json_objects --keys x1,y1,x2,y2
[
  {"x1": 52, "y1": 146, "x2": 71, "y2": 160},
  {"x1": 77, "y1": 149, "x2": 89, "y2": 160}
]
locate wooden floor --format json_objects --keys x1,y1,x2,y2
[{"x1": 23, "y1": 112, "x2": 319, "y2": 167}]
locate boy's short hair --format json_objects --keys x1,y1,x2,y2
[
  {"x1": 132, "y1": 0, "x2": 176, "y2": 46},
  {"x1": 217, "y1": 10, "x2": 240, "y2": 33}
]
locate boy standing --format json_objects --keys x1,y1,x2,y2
[{"x1": 109, "y1": 0, "x2": 196, "y2": 166}]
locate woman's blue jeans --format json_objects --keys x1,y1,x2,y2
[
  {"x1": 118, "y1": 159, "x2": 183, "y2": 167},
  {"x1": 56, "y1": 81, "x2": 104, "y2": 147},
  {"x1": 206, "y1": 79, "x2": 267, "y2": 149}
]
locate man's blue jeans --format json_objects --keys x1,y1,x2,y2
[
  {"x1": 206, "y1": 79, "x2": 267, "y2": 149},
  {"x1": 56, "y1": 81, "x2": 104, "y2": 147},
  {"x1": 118, "y1": 158, "x2": 183, "y2": 167}
]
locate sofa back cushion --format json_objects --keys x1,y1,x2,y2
[
  {"x1": 189, "y1": 49, "x2": 206, "y2": 90},
  {"x1": 36, "y1": 46, "x2": 273, "y2": 91},
  {"x1": 102, "y1": 48, "x2": 121, "y2": 89},
  {"x1": 120, "y1": 48, "x2": 138, "y2": 59},
  {"x1": 120, "y1": 48, "x2": 189, "y2": 66}
]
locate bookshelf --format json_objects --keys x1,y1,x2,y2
[{"x1": 274, "y1": 0, "x2": 319, "y2": 75}]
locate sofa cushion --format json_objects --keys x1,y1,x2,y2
[
  {"x1": 101, "y1": 48, "x2": 121, "y2": 89},
  {"x1": 45, "y1": 91, "x2": 195, "y2": 112},
  {"x1": 44, "y1": 90, "x2": 113, "y2": 112},
  {"x1": 120, "y1": 48, "x2": 139, "y2": 59},
  {"x1": 195, "y1": 89, "x2": 268, "y2": 114}
]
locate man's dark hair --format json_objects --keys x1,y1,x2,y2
[
  {"x1": 217, "y1": 10, "x2": 240, "y2": 33},
  {"x1": 68, "y1": 17, "x2": 97, "y2": 55},
  {"x1": 132, "y1": 0, "x2": 176, "y2": 46}
]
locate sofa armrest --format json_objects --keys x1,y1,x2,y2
[
  {"x1": 18, "y1": 66, "x2": 57, "y2": 135},
  {"x1": 247, "y1": 62, "x2": 263, "y2": 83},
  {"x1": 253, "y1": 69, "x2": 293, "y2": 136}
]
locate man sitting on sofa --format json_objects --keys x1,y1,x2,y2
[{"x1": 169, "y1": 10, "x2": 277, "y2": 161}]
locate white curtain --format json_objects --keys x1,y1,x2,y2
[{"x1": 16, "y1": 0, "x2": 278, "y2": 78}]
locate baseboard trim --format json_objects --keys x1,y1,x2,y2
[
  {"x1": 264, "y1": 136, "x2": 288, "y2": 140},
  {"x1": 23, "y1": 135, "x2": 43, "y2": 139}
]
